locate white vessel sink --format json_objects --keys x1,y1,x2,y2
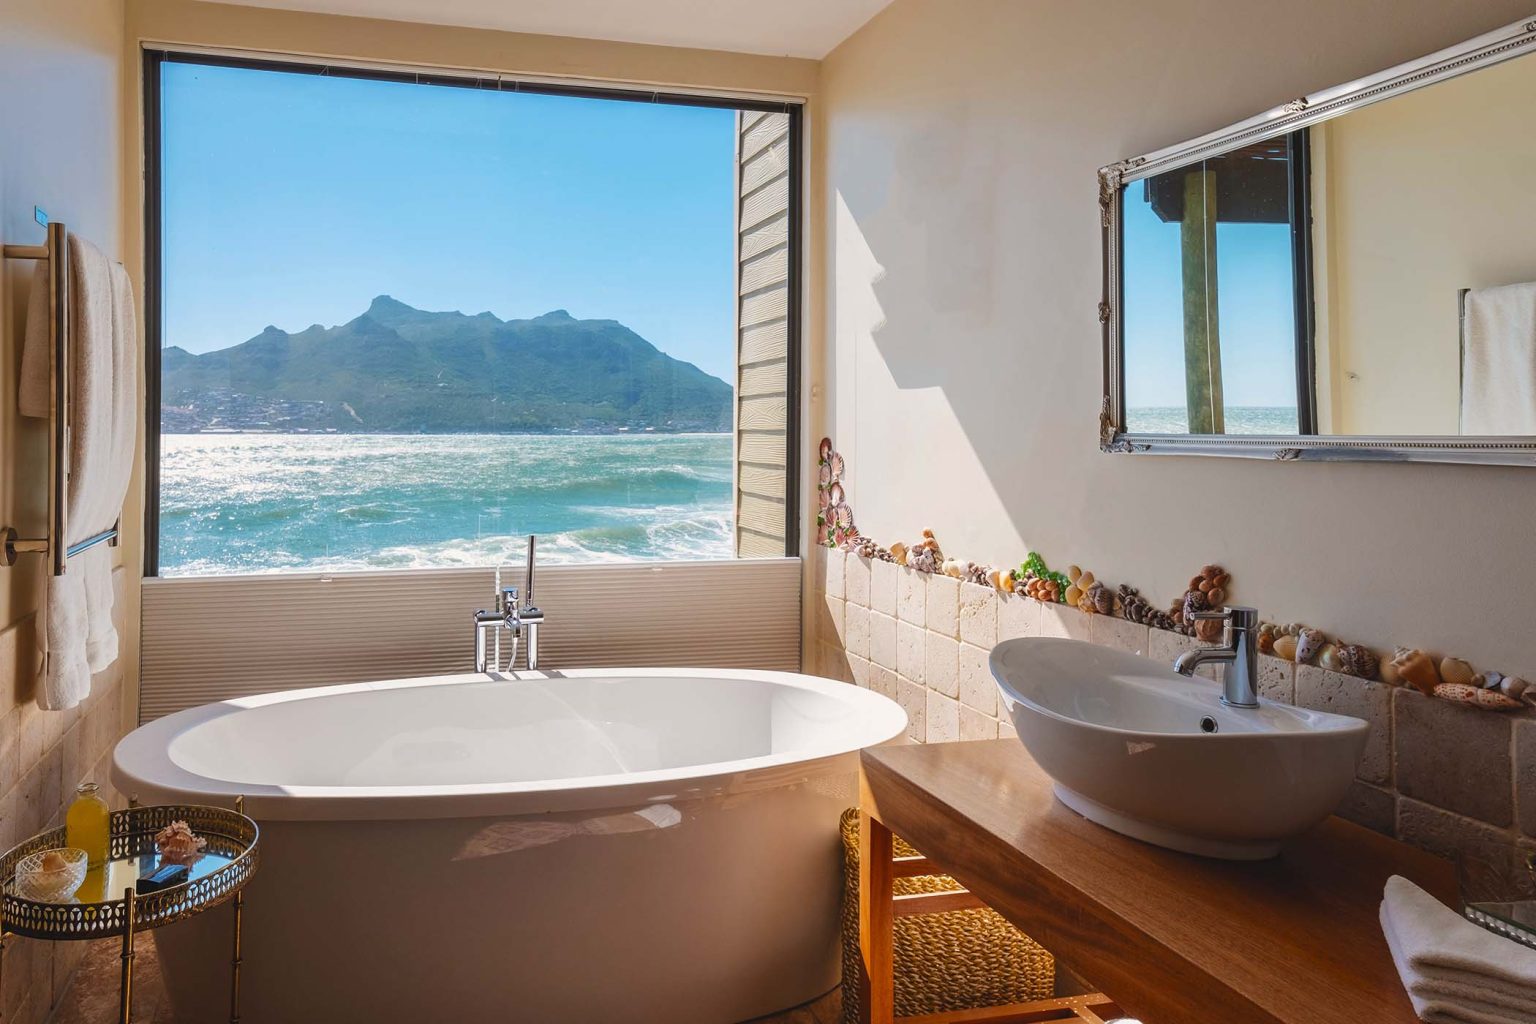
[{"x1": 991, "y1": 637, "x2": 1369, "y2": 860}]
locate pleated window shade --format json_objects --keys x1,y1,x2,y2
[{"x1": 140, "y1": 558, "x2": 801, "y2": 722}]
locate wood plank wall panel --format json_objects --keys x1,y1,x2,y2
[
  {"x1": 735, "y1": 110, "x2": 791, "y2": 559},
  {"x1": 140, "y1": 558, "x2": 801, "y2": 721}
]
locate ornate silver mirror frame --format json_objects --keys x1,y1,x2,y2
[{"x1": 1099, "y1": 15, "x2": 1536, "y2": 465}]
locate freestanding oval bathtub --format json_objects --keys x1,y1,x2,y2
[{"x1": 113, "y1": 668, "x2": 906, "y2": 1024}]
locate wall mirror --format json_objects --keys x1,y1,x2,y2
[{"x1": 1099, "y1": 16, "x2": 1536, "y2": 464}]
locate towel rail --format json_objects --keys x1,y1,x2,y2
[{"x1": 2, "y1": 221, "x2": 120, "y2": 574}]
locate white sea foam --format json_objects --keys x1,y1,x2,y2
[{"x1": 159, "y1": 433, "x2": 736, "y2": 575}]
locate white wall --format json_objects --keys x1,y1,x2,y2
[{"x1": 817, "y1": 0, "x2": 1536, "y2": 674}]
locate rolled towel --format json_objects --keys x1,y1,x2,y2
[{"x1": 1382, "y1": 874, "x2": 1536, "y2": 1024}]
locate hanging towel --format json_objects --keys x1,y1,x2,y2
[
  {"x1": 18, "y1": 261, "x2": 49, "y2": 417},
  {"x1": 1462, "y1": 282, "x2": 1536, "y2": 435},
  {"x1": 20, "y1": 234, "x2": 138, "y2": 711},
  {"x1": 1381, "y1": 874, "x2": 1536, "y2": 1024}
]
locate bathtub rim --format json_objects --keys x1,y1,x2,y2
[{"x1": 112, "y1": 668, "x2": 906, "y2": 822}]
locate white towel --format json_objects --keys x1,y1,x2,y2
[
  {"x1": 18, "y1": 261, "x2": 49, "y2": 418},
  {"x1": 1462, "y1": 282, "x2": 1536, "y2": 435},
  {"x1": 20, "y1": 234, "x2": 138, "y2": 711},
  {"x1": 1381, "y1": 874, "x2": 1536, "y2": 1024},
  {"x1": 84, "y1": 258, "x2": 138, "y2": 673}
]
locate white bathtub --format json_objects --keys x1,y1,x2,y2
[{"x1": 113, "y1": 668, "x2": 905, "y2": 1023}]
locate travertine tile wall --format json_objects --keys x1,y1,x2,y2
[
  {"x1": 0, "y1": 570, "x2": 134, "y2": 1024},
  {"x1": 812, "y1": 547, "x2": 1534, "y2": 861}
]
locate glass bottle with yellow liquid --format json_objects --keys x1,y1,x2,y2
[{"x1": 66, "y1": 782, "x2": 110, "y2": 869}]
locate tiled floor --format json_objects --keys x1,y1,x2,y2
[
  {"x1": 48, "y1": 935, "x2": 174, "y2": 1024},
  {"x1": 47, "y1": 935, "x2": 841, "y2": 1024}
]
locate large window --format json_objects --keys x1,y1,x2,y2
[{"x1": 145, "y1": 52, "x2": 799, "y2": 576}]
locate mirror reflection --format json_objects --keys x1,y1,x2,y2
[{"x1": 1120, "y1": 50, "x2": 1536, "y2": 438}]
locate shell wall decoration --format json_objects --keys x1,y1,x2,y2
[{"x1": 814, "y1": 437, "x2": 1531, "y2": 716}]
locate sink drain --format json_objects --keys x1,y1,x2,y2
[{"x1": 1199, "y1": 716, "x2": 1219, "y2": 734}]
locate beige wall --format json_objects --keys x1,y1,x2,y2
[
  {"x1": 817, "y1": 0, "x2": 1536, "y2": 672},
  {"x1": 1317, "y1": 53, "x2": 1536, "y2": 435},
  {"x1": 813, "y1": 0, "x2": 1536, "y2": 858},
  {"x1": 124, "y1": 0, "x2": 818, "y2": 97},
  {"x1": 0, "y1": 0, "x2": 136, "y2": 1019}
]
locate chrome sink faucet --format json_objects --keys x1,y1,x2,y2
[
  {"x1": 1173, "y1": 605, "x2": 1260, "y2": 709},
  {"x1": 474, "y1": 535, "x2": 545, "y2": 672}
]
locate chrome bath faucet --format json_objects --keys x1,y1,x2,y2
[
  {"x1": 1172, "y1": 605, "x2": 1260, "y2": 709},
  {"x1": 474, "y1": 535, "x2": 545, "y2": 672}
]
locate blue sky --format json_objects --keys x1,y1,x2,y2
[
  {"x1": 160, "y1": 62, "x2": 738, "y2": 381},
  {"x1": 1121, "y1": 179, "x2": 1298, "y2": 411}
]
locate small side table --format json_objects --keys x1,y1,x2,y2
[{"x1": 0, "y1": 799, "x2": 259, "y2": 1024}]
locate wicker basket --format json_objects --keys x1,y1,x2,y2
[{"x1": 839, "y1": 809, "x2": 1054, "y2": 1023}]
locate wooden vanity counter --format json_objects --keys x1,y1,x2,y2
[{"x1": 860, "y1": 739, "x2": 1456, "y2": 1024}]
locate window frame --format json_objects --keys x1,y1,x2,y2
[{"x1": 141, "y1": 48, "x2": 802, "y2": 577}]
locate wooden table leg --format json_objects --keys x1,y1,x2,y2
[
  {"x1": 858, "y1": 809, "x2": 895, "y2": 1024},
  {"x1": 119, "y1": 887, "x2": 136, "y2": 1024}
]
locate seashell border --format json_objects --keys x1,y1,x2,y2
[{"x1": 815, "y1": 437, "x2": 1530, "y2": 716}]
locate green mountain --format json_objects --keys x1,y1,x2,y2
[{"x1": 161, "y1": 296, "x2": 733, "y2": 433}]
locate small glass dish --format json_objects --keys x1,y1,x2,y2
[
  {"x1": 12, "y1": 847, "x2": 88, "y2": 903},
  {"x1": 1458, "y1": 840, "x2": 1536, "y2": 950}
]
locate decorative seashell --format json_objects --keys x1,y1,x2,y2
[
  {"x1": 1066, "y1": 565, "x2": 1082, "y2": 583},
  {"x1": 1294, "y1": 628, "x2": 1327, "y2": 665},
  {"x1": 834, "y1": 503, "x2": 854, "y2": 529},
  {"x1": 1438, "y1": 657, "x2": 1474, "y2": 688},
  {"x1": 1206, "y1": 587, "x2": 1226, "y2": 606},
  {"x1": 1501, "y1": 676, "x2": 1530, "y2": 699},
  {"x1": 941, "y1": 558, "x2": 964, "y2": 578},
  {"x1": 1272, "y1": 634, "x2": 1298, "y2": 662},
  {"x1": 818, "y1": 463, "x2": 832, "y2": 487},
  {"x1": 1077, "y1": 571, "x2": 1095, "y2": 590},
  {"x1": 154, "y1": 820, "x2": 208, "y2": 865},
  {"x1": 827, "y1": 481, "x2": 845, "y2": 507},
  {"x1": 889, "y1": 541, "x2": 908, "y2": 566},
  {"x1": 1000, "y1": 573, "x2": 1016, "y2": 594},
  {"x1": 818, "y1": 437, "x2": 833, "y2": 461},
  {"x1": 1392, "y1": 648, "x2": 1440, "y2": 696},
  {"x1": 1316, "y1": 644, "x2": 1342, "y2": 673},
  {"x1": 1433, "y1": 682, "x2": 1522, "y2": 712},
  {"x1": 1257, "y1": 631, "x2": 1275, "y2": 655},
  {"x1": 1090, "y1": 583, "x2": 1114, "y2": 616},
  {"x1": 1475, "y1": 670, "x2": 1504, "y2": 690},
  {"x1": 1182, "y1": 590, "x2": 1208, "y2": 622},
  {"x1": 829, "y1": 452, "x2": 845, "y2": 481},
  {"x1": 1378, "y1": 657, "x2": 1401, "y2": 686},
  {"x1": 1064, "y1": 585, "x2": 1082, "y2": 606},
  {"x1": 1194, "y1": 618, "x2": 1223, "y2": 643},
  {"x1": 1335, "y1": 644, "x2": 1379, "y2": 680}
]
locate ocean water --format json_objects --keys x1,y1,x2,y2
[
  {"x1": 159, "y1": 433, "x2": 734, "y2": 576},
  {"x1": 1126, "y1": 407, "x2": 1299, "y2": 435}
]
